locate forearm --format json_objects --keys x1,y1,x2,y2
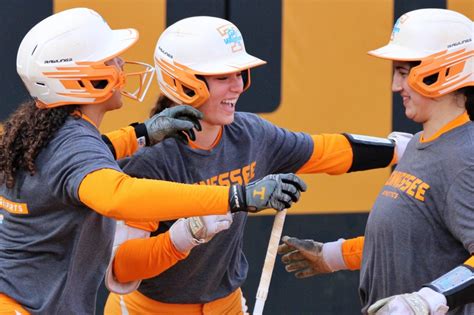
[
  {"x1": 78, "y1": 168, "x2": 228, "y2": 221},
  {"x1": 297, "y1": 134, "x2": 395, "y2": 175},
  {"x1": 102, "y1": 124, "x2": 148, "y2": 159},
  {"x1": 113, "y1": 231, "x2": 188, "y2": 283},
  {"x1": 341, "y1": 236, "x2": 364, "y2": 270}
]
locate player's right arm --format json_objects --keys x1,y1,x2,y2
[
  {"x1": 277, "y1": 235, "x2": 364, "y2": 278},
  {"x1": 78, "y1": 171, "x2": 306, "y2": 222},
  {"x1": 297, "y1": 132, "x2": 412, "y2": 175}
]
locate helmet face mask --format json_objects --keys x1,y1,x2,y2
[
  {"x1": 369, "y1": 9, "x2": 474, "y2": 97},
  {"x1": 154, "y1": 16, "x2": 266, "y2": 107},
  {"x1": 16, "y1": 8, "x2": 154, "y2": 108}
]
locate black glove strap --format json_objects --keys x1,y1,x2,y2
[
  {"x1": 130, "y1": 122, "x2": 150, "y2": 146},
  {"x1": 229, "y1": 185, "x2": 247, "y2": 213}
]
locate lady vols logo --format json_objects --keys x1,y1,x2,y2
[{"x1": 217, "y1": 24, "x2": 243, "y2": 52}]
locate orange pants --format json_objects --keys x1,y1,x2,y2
[
  {"x1": 0, "y1": 294, "x2": 29, "y2": 315},
  {"x1": 104, "y1": 288, "x2": 247, "y2": 315}
]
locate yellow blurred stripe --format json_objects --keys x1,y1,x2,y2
[
  {"x1": 260, "y1": 0, "x2": 394, "y2": 214},
  {"x1": 448, "y1": 0, "x2": 474, "y2": 19},
  {"x1": 53, "y1": 0, "x2": 166, "y2": 133}
]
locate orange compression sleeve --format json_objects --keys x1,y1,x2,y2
[
  {"x1": 113, "y1": 231, "x2": 187, "y2": 282},
  {"x1": 297, "y1": 134, "x2": 353, "y2": 175},
  {"x1": 125, "y1": 221, "x2": 159, "y2": 232},
  {"x1": 78, "y1": 168, "x2": 228, "y2": 221},
  {"x1": 103, "y1": 126, "x2": 138, "y2": 159},
  {"x1": 341, "y1": 236, "x2": 364, "y2": 270},
  {"x1": 465, "y1": 256, "x2": 474, "y2": 268}
]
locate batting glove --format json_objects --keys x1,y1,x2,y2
[
  {"x1": 228, "y1": 173, "x2": 307, "y2": 213},
  {"x1": 169, "y1": 213, "x2": 233, "y2": 253},
  {"x1": 387, "y1": 131, "x2": 413, "y2": 163},
  {"x1": 277, "y1": 236, "x2": 347, "y2": 278},
  {"x1": 144, "y1": 105, "x2": 203, "y2": 145},
  {"x1": 368, "y1": 288, "x2": 449, "y2": 315}
]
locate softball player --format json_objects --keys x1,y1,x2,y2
[
  {"x1": 279, "y1": 9, "x2": 474, "y2": 315},
  {"x1": 0, "y1": 9, "x2": 307, "y2": 314},
  {"x1": 103, "y1": 16, "x2": 411, "y2": 314}
]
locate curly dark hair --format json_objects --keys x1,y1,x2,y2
[{"x1": 0, "y1": 100, "x2": 78, "y2": 188}]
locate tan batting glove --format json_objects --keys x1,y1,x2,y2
[
  {"x1": 368, "y1": 288, "x2": 449, "y2": 315},
  {"x1": 277, "y1": 236, "x2": 347, "y2": 278}
]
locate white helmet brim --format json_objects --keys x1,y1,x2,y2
[
  {"x1": 91, "y1": 28, "x2": 139, "y2": 62},
  {"x1": 190, "y1": 53, "x2": 266, "y2": 75},
  {"x1": 368, "y1": 43, "x2": 430, "y2": 61}
]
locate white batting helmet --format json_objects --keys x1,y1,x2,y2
[
  {"x1": 154, "y1": 16, "x2": 266, "y2": 108},
  {"x1": 16, "y1": 7, "x2": 154, "y2": 108},
  {"x1": 369, "y1": 8, "x2": 474, "y2": 97}
]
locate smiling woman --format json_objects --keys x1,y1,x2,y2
[
  {"x1": 103, "y1": 15, "x2": 410, "y2": 315},
  {"x1": 279, "y1": 8, "x2": 474, "y2": 315},
  {"x1": 0, "y1": 8, "x2": 306, "y2": 314}
]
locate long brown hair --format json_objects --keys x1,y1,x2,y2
[
  {"x1": 0, "y1": 100, "x2": 78, "y2": 188},
  {"x1": 460, "y1": 87, "x2": 474, "y2": 121},
  {"x1": 150, "y1": 95, "x2": 175, "y2": 117}
]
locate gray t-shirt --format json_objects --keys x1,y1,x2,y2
[
  {"x1": 360, "y1": 122, "x2": 474, "y2": 314},
  {"x1": 121, "y1": 112, "x2": 313, "y2": 303},
  {"x1": 0, "y1": 117, "x2": 120, "y2": 314}
]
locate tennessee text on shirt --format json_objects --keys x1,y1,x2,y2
[
  {"x1": 198, "y1": 161, "x2": 256, "y2": 186},
  {"x1": 381, "y1": 170, "x2": 430, "y2": 202}
]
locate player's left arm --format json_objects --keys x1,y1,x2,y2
[
  {"x1": 297, "y1": 132, "x2": 412, "y2": 175},
  {"x1": 105, "y1": 221, "x2": 189, "y2": 294},
  {"x1": 102, "y1": 125, "x2": 143, "y2": 160},
  {"x1": 102, "y1": 105, "x2": 203, "y2": 159}
]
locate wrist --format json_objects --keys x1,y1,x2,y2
[
  {"x1": 130, "y1": 122, "x2": 149, "y2": 147},
  {"x1": 169, "y1": 219, "x2": 202, "y2": 253},
  {"x1": 229, "y1": 185, "x2": 247, "y2": 213},
  {"x1": 322, "y1": 239, "x2": 348, "y2": 272},
  {"x1": 417, "y1": 287, "x2": 449, "y2": 314}
]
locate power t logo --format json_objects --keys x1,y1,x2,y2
[
  {"x1": 391, "y1": 14, "x2": 409, "y2": 42},
  {"x1": 252, "y1": 187, "x2": 266, "y2": 200},
  {"x1": 217, "y1": 24, "x2": 243, "y2": 52}
]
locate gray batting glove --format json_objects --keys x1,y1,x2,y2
[
  {"x1": 278, "y1": 236, "x2": 348, "y2": 278},
  {"x1": 228, "y1": 173, "x2": 307, "y2": 213},
  {"x1": 144, "y1": 105, "x2": 203, "y2": 145}
]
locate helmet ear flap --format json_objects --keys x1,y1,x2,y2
[
  {"x1": 155, "y1": 58, "x2": 210, "y2": 107},
  {"x1": 408, "y1": 49, "x2": 474, "y2": 97},
  {"x1": 242, "y1": 69, "x2": 251, "y2": 92}
]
